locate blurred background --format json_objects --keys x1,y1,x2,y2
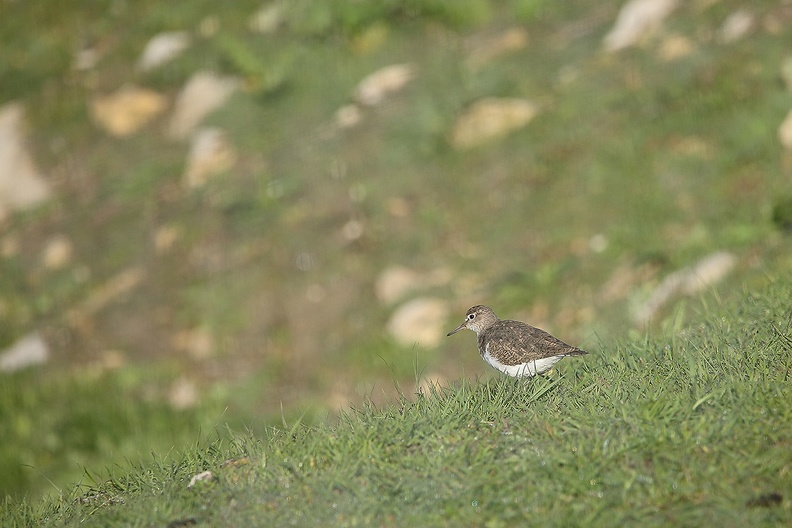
[{"x1": 1, "y1": 0, "x2": 790, "y2": 503}]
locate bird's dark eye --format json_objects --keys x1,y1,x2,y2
[{"x1": 467, "y1": 313, "x2": 475, "y2": 320}]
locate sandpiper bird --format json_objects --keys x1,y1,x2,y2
[{"x1": 447, "y1": 305, "x2": 588, "y2": 378}]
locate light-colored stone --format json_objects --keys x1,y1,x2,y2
[
  {"x1": 632, "y1": 251, "x2": 736, "y2": 324},
  {"x1": 468, "y1": 27, "x2": 529, "y2": 67},
  {"x1": 417, "y1": 373, "x2": 449, "y2": 395},
  {"x1": 375, "y1": 266, "x2": 453, "y2": 305},
  {"x1": 354, "y1": 64, "x2": 414, "y2": 106},
  {"x1": 154, "y1": 224, "x2": 181, "y2": 253},
  {"x1": 74, "y1": 46, "x2": 100, "y2": 71},
  {"x1": 778, "y1": 109, "x2": 792, "y2": 149},
  {"x1": 349, "y1": 23, "x2": 389, "y2": 54},
  {"x1": 658, "y1": 33, "x2": 694, "y2": 62},
  {"x1": 199, "y1": 16, "x2": 220, "y2": 37},
  {"x1": 169, "y1": 377, "x2": 199, "y2": 410},
  {"x1": 172, "y1": 327, "x2": 214, "y2": 359},
  {"x1": 187, "y1": 470, "x2": 213, "y2": 488},
  {"x1": 679, "y1": 251, "x2": 736, "y2": 295},
  {"x1": 168, "y1": 71, "x2": 240, "y2": 140},
  {"x1": 668, "y1": 135, "x2": 715, "y2": 158},
  {"x1": 450, "y1": 98, "x2": 538, "y2": 149},
  {"x1": 387, "y1": 197, "x2": 410, "y2": 218},
  {"x1": 100, "y1": 349, "x2": 126, "y2": 370},
  {"x1": 137, "y1": 31, "x2": 191, "y2": 71},
  {"x1": 306, "y1": 283, "x2": 326, "y2": 303},
  {"x1": 0, "y1": 103, "x2": 51, "y2": 217},
  {"x1": 376, "y1": 266, "x2": 420, "y2": 305},
  {"x1": 718, "y1": 9, "x2": 754, "y2": 43},
  {"x1": 0, "y1": 332, "x2": 49, "y2": 372},
  {"x1": 183, "y1": 127, "x2": 237, "y2": 189},
  {"x1": 387, "y1": 297, "x2": 449, "y2": 348},
  {"x1": 334, "y1": 104, "x2": 363, "y2": 129},
  {"x1": 341, "y1": 219, "x2": 364, "y2": 241},
  {"x1": 42, "y1": 235, "x2": 73, "y2": 270},
  {"x1": 603, "y1": 0, "x2": 678, "y2": 52},
  {"x1": 70, "y1": 267, "x2": 145, "y2": 321},
  {"x1": 90, "y1": 85, "x2": 167, "y2": 136},
  {"x1": 588, "y1": 234, "x2": 609, "y2": 253},
  {"x1": 249, "y1": 3, "x2": 284, "y2": 34},
  {"x1": 600, "y1": 261, "x2": 660, "y2": 302}
]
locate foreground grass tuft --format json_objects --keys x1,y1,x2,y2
[{"x1": 3, "y1": 279, "x2": 790, "y2": 526}]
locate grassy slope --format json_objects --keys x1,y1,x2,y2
[
  {"x1": 2, "y1": 0, "x2": 792, "y2": 511},
  {"x1": 5, "y1": 279, "x2": 790, "y2": 526}
]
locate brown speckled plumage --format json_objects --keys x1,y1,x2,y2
[{"x1": 447, "y1": 305, "x2": 587, "y2": 377}]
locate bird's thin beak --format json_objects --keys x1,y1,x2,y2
[{"x1": 447, "y1": 323, "x2": 465, "y2": 336}]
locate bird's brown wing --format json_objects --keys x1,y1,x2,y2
[{"x1": 482, "y1": 320, "x2": 587, "y2": 366}]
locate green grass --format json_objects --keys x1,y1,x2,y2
[
  {"x1": 0, "y1": 365, "x2": 222, "y2": 502},
  {"x1": 2, "y1": 0, "x2": 792, "y2": 514},
  {"x1": 4, "y1": 279, "x2": 789, "y2": 526}
]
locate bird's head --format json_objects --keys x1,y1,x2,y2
[{"x1": 447, "y1": 305, "x2": 499, "y2": 336}]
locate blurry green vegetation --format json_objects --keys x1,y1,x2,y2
[
  {"x1": 0, "y1": 366, "x2": 221, "y2": 501},
  {"x1": 0, "y1": 0, "x2": 790, "y2": 509}
]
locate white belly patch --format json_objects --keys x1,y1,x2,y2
[{"x1": 483, "y1": 346, "x2": 563, "y2": 377}]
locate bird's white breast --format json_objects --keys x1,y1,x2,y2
[{"x1": 483, "y1": 344, "x2": 563, "y2": 377}]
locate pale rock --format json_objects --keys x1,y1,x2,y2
[
  {"x1": 387, "y1": 297, "x2": 449, "y2": 348},
  {"x1": 658, "y1": 33, "x2": 693, "y2": 62},
  {"x1": 183, "y1": 127, "x2": 237, "y2": 189},
  {"x1": 169, "y1": 377, "x2": 199, "y2": 410},
  {"x1": 632, "y1": 251, "x2": 736, "y2": 324},
  {"x1": 341, "y1": 219, "x2": 364, "y2": 241},
  {"x1": 450, "y1": 98, "x2": 538, "y2": 149},
  {"x1": 376, "y1": 266, "x2": 420, "y2": 305},
  {"x1": 387, "y1": 196, "x2": 410, "y2": 218},
  {"x1": 71, "y1": 267, "x2": 144, "y2": 318},
  {"x1": 42, "y1": 235, "x2": 73, "y2": 269},
  {"x1": 668, "y1": 135, "x2": 715, "y2": 158},
  {"x1": 100, "y1": 349, "x2": 126, "y2": 370},
  {"x1": 249, "y1": 3, "x2": 284, "y2": 34},
  {"x1": 354, "y1": 64, "x2": 414, "y2": 106},
  {"x1": 349, "y1": 23, "x2": 389, "y2": 54},
  {"x1": 306, "y1": 283, "x2": 326, "y2": 303},
  {"x1": 137, "y1": 31, "x2": 191, "y2": 71},
  {"x1": 173, "y1": 327, "x2": 214, "y2": 359},
  {"x1": 74, "y1": 46, "x2": 100, "y2": 71},
  {"x1": 335, "y1": 104, "x2": 363, "y2": 129},
  {"x1": 468, "y1": 27, "x2": 529, "y2": 67},
  {"x1": 603, "y1": 0, "x2": 678, "y2": 52},
  {"x1": 718, "y1": 9, "x2": 754, "y2": 43},
  {"x1": 199, "y1": 16, "x2": 220, "y2": 37},
  {"x1": 417, "y1": 373, "x2": 449, "y2": 395},
  {"x1": 187, "y1": 471, "x2": 214, "y2": 488},
  {"x1": 588, "y1": 234, "x2": 609, "y2": 253},
  {"x1": 90, "y1": 85, "x2": 167, "y2": 136},
  {"x1": 376, "y1": 266, "x2": 453, "y2": 305},
  {"x1": 600, "y1": 261, "x2": 659, "y2": 302},
  {"x1": 154, "y1": 224, "x2": 181, "y2": 253},
  {"x1": 679, "y1": 251, "x2": 736, "y2": 295},
  {"x1": 0, "y1": 103, "x2": 51, "y2": 216},
  {"x1": 168, "y1": 71, "x2": 240, "y2": 140},
  {"x1": 632, "y1": 272, "x2": 684, "y2": 325},
  {"x1": 0, "y1": 332, "x2": 49, "y2": 372},
  {"x1": 779, "y1": 109, "x2": 792, "y2": 150}
]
